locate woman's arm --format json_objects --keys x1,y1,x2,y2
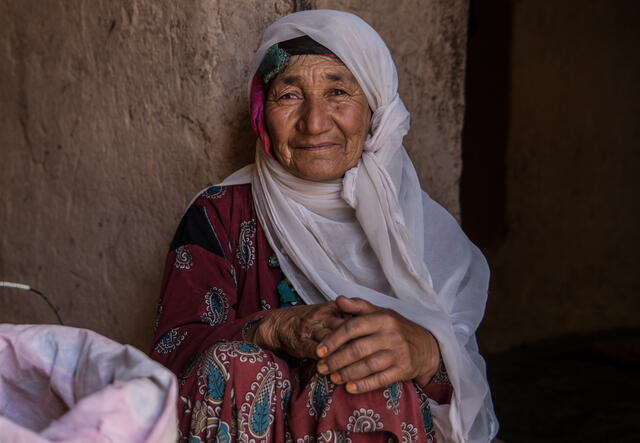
[{"x1": 150, "y1": 186, "x2": 277, "y2": 377}]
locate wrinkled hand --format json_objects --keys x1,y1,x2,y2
[
  {"x1": 251, "y1": 302, "x2": 345, "y2": 359},
  {"x1": 316, "y1": 296, "x2": 441, "y2": 394}
]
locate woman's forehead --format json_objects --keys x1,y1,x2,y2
[{"x1": 273, "y1": 55, "x2": 357, "y2": 85}]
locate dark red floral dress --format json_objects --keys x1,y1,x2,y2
[{"x1": 151, "y1": 184, "x2": 452, "y2": 442}]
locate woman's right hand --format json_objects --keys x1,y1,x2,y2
[{"x1": 250, "y1": 302, "x2": 345, "y2": 359}]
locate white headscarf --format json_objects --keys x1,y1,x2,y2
[{"x1": 220, "y1": 9, "x2": 498, "y2": 442}]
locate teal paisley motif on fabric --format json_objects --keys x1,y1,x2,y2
[
  {"x1": 235, "y1": 341, "x2": 260, "y2": 354},
  {"x1": 277, "y1": 279, "x2": 304, "y2": 307},
  {"x1": 312, "y1": 377, "x2": 328, "y2": 416},
  {"x1": 306, "y1": 374, "x2": 334, "y2": 419},
  {"x1": 206, "y1": 361, "x2": 226, "y2": 401},
  {"x1": 204, "y1": 185, "x2": 227, "y2": 199},
  {"x1": 216, "y1": 422, "x2": 231, "y2": 443},
  {"x1": 421, "y1": 401, "x2": 434, "y2": 433},
  {"x1": 384, "y1": 382, "x2": 402, "y2": 415},
  {"x1": 249, "y1": 368, "x2": 276, "y2": 437},
  {"x1": 200, "y1": 287, "x2": 229, "y2": 326}
]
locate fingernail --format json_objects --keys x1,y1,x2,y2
[
  {"x1": 317, "y1": 345, "x2": 328, "y2": 357},
  {"x1": 330, "y1": 373, "x2": 342, "y2": 384},
  {"x1": 317, "y1": 363, "x2": 328, "y2": 374},
  {"x1": 346, "y1": 382, "x2": 357, "y2": 393}
]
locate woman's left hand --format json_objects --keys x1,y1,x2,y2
[{"x1": 315, "y1": 296, "x2": 441, "y2": 394}]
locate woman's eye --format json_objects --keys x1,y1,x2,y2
[
  {"x1": 331, "y1": 89, "x2": 347, "y2": 96},
  {"x1": 279, "y1": 92, "x2": 299, "y2": 100}
]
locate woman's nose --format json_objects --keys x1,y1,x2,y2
[{"x1": 296, "y1": 97, "x2": 333, "y2": 134}]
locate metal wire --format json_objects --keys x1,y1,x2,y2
[{"x1": 0, "y1": 281, "x2": 64, "y2": 325}]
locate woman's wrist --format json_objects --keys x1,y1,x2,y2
[
  {"x1": 243, "y1": 318, "x2": 263, "y2": 343},
  {"x1": 249, "y1": 311, "x2": 281, "y2": 351},
  {"x1": 415, "y1": 367, "x2": 438, "y2": 387},
  {"x1": 415, "y1": 329, "x2": 442, "y2": 387}
]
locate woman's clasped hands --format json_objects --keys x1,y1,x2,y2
[{"x1": 252, "y1": 296, "x2": 441, "y2": 394}]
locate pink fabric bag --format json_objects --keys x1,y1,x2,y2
[{"x1": 0, "y1": 324, "x2": 178, "y2": 442}]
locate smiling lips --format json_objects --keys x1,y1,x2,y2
[{"x1": 294, "y1": 142, "x2": 341, "y2": 150}]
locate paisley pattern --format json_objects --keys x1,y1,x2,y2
[
  {"x1": 401, "y1": 422, "x2": 419, "y2": 443},
  {"x1": 285, "y1": 430, "x2": 349, "y2": 443},
  {"x1": 347, "y1": 408, "x2": 384, "y2": 433},
  {"x1": 200, "y1": 287, "x2": 229, "y2": 326},
  {"x1": 306, "y1": 374, "x2": 335, "y2": 419},
  {"x1": 203, "y1": 185, "x2": 227, "y2": 199},
  {"x1": 383, "y1": 382, "x2": 402, "y2": 415},
  {"x1": 431, "y1": 358, "x2": 450, "y2": 385},
  {"x1": 178, "y1": 340, "x2": 439, "y2": 442},
  {"x1": 153, "y1": 327, "x2": 187, "y2": 354},
  {"x1": 236, "y1": 219, "x2": 257, "y2": 270},
  {"x1": 152, "y1": 186, "x2": 445, "y2": 442},
  {"x1": 174, "y1": 245, "x2": 193, "y2": 269},
  {"x1": 237, "y1": 355, "x2": 287, "y2": 441},
  {"x1": 416, "y1": 384, "x2": 437, "y2": 442},
  {"x1": 248, "y1": 367, "x2": 276, "y2": 437},
  {"x1": 216, "y1": 421, "x2": 231, "y2": 443}
]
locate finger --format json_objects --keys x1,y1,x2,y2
[
  {"x1": 335, "y1": 296, "x2": 378, "y2": 316},
  {"x1": 345, "y1": 366, "x2": 405, "y2": 394},
  {"x1": 292, "y1": 337, "x2": 320, "y2": 360},
  {"x1": 307, "y1": 309, "x2": 345, "y2": 329},
  {"x1": 302, "y1": 312, "x2": 344, "y2": 339},
  {"x1": 322, "y1": 316, "x2": 345, "y2": 330},
  {"x1": 308, "y1": 301, "x2": 340, "y2": 317},
  {"x1": 316, "y1": 313, "x2": 383, "y2": 358},
  {"x1": 328, "y1": 350, "x2": 393, "y2": 384},
  {"x1": 311, "y1": 327, "x2": 334, "y2": 342},
  {"x1": 319, "y1": 334, "x2": 384, "y2": 374}
]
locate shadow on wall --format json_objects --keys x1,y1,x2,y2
[
  {"x1": 462, "y1": 1, "x2": 640, "y2": 441},
  {"x1": 462, "y1": 0, "x2": 640, "y2": 352}
]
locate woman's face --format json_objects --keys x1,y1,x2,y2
[{"x1": 265, "y1": 55, "x2": 371, "y2": 181}]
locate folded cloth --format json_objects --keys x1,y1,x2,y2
[{"x1": 0, "y1": 324, "x2": 177, "y2": 442}]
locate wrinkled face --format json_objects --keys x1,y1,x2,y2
[{"x1": 264, "y1": 55, "x2": 371, "y2": 181}]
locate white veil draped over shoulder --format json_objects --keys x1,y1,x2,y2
[{"x1": 220, "y1": 9, "x2": 498, "y2": 442}]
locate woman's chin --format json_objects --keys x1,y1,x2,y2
[{"x1": 287, "y1": 161, "x2": 351, "y2": 181}]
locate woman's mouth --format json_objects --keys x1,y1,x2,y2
[{"x1": 294, "y1": 143, "x2": 339, "y2": 151}]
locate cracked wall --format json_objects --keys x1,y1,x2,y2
[{"x1": 0, "y1": 0, "x2": 468, "y2": 351}]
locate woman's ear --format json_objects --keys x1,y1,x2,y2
[{"x1": 262, "y1": 128, "x2": 273, "y2": 158}]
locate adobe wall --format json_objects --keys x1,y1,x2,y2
[{"x1": 0, "y1": 0, "x2": 468, "y2": 351}]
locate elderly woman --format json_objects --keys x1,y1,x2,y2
[{"x1": 151, "y1": 10, "x2": 497, "y2": 443}]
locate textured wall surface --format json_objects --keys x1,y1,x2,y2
[
  {"x1": 0, "y1": 0, "x2": 469, "y2": 351},
  {"x1": 0, "y1": 0, "x2": 294, "y2": 349},
  {"x1": 478, "y1": 0, "x2": 640, "y2": 352}
]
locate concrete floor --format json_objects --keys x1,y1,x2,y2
[{"x1": 486, "y1": 329, "x2": 640, "y2": 442}]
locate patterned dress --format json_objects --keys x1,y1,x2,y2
[{"x1": 151, "y1": 184, "x2": 452, "y2": 442}]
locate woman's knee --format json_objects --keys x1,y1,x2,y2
[{"x1": 199, "y1": 341, "x2": 279, "y2": 378}]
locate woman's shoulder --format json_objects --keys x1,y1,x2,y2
[
  {"x1": 187, "y1": 183, "x2": 256, "y2": 226},
  {"x1": 169, "y1": 184, "x2": 255, "y2": 256},
  {"x1": 191, "y1": 183, "x2": 253, "y2": 209}
]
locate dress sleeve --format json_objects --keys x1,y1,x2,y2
[
  {"x1": 150, "y1": 186, "x2": 272, "y2": 378},
  {"x1": 421, "y1": 358, "x2": 453, "y2": 405}
]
